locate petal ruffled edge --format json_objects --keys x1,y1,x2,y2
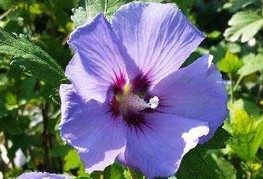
[
  {"x1": 17, "y1": 172, "x2": 68, "y2": 179},
  {"x1": 66, "y1": 13, "x2": 136, "y2": 103},
  {"x1": 112, "y1": 2, "x2": 205, "y2": 88},
  {"x1": 152, "y1": 55, "x2": 228, "y2": 144}
]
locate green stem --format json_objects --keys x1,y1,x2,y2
[
  {"x1": 104, "y1": 0, "x2": 109, "y2": 16},
  {"x1": 233, "y1": 75, "x2": 243, "y2": 92},
  {"x1": 85, "y1": 0, "x2": 89, "y2": 10},
  {"x1": 229, "y1": 73, "x2": 234, "y2": 103},
  {"x1": 0, "y1": 8, "x2": 13, "y2": 20},
  {"x1": 256, "y1": 84, "x2": 262, "y2": 104},
  {"x1": 246, "y1": 171, "x2": 251, "y2": 179},
  {"x1": 108, "y1": 0, "x2": 119, "y2": 8},
  {"x1": 41, "y1": 103, "x2": 54, "y2": 172}
]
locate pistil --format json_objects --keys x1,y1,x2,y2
[{"x1": 116, "y1": 92, "x2": 159, "y2": 113}]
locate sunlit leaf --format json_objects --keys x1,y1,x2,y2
[
  {"x1": 223, "y1": 0, "x2": 253, "y2": 12},
  {"x1": 229, "y1": 109, "x2": 263, "y2": 161},
  {"x1": 0, "y1": 28, "x2": 66, "y2": 85},
  {"x1": 5, "y1": 92, "x2": 18, "y2": 110},
  {"x1": 29, "y1": 3, "x2": 42, "y2": 15},
  {"x1": 71, "y1": 6, "x2": 91, "y2": 27},
  {"x1": 64, "y1": 149, "x2": 83, "y2": 171},
  {"x1": 217, "y1": 51, "x2": 243, "y2": 73},
  {"x1": 238, "y1": 53, "x2": 263, "y2": 77},
  {"x1": 209, "y1": 153, "x2": 236, "y2": 179},
  {"x1": 206, "y1": 30, "x2": 221, "y2": 39},
  {"x1": 224, "y1": 11, "x2": 263, "y2": 42},
  {"x1": 230, "y1": 99, "x2": 260, "y2": 116}
]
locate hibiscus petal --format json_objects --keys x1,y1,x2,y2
[
  {"x1": 112, "y1": 2, "x2": 204, "y2": 87},
  {"x1": 59, "y1": 84, "x2": 126, "y2": 172},
  {"x1": 67, "y1": 13, "x2": 133, "y2": 103},
  {"x1": 17, "y1": 172, "x2": 66, "y2": 179},
  {"x1": 152, "y1": 55, "x2": 228, "y2": 143},
  {"x1": 118, "y1": 113, "x2": 209, "y2": 178}
]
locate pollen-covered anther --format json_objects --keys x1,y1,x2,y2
[
  {"x1": 149, "y1": 96, "x2": 159, "y2": 109},
  {"x1": 126, "y1": 94, "x2": 159, "y2": 111}
]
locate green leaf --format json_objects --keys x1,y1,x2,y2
[
  {"x1": 223, "y1": 0, "x2": 253, "y2": 12},
  {"x1": 217, "y1": 51, "x2": 243, "y2": 73},
  {"x1": 173, "y1": 0, "x2": 194, "y2": 12},
  {"x1": 0, "y1": 0, "x2": 16, "y2": 9},
  {"x1": 8, "y1": 133, "x2": 42, "y2": 158},
  {"x1": 210, "y1": 41, "x2": 227, "y2": 63},
  {"x1": 227, "y1": 43, "x2": 241, "y2": 54},
  {"x1": 206, "y1": 30, "x2": 221, "y2": 39},
  {"x1": 104, "y1": 0, "x2": 131, "y2": 21},
  {"x1": 229, "y1": 109, "x2": 263, "y2": 161},
  {"x1": 52, "y1": 145, "x2": 72, "y2": 157},
  {"x1": 71, "y1": 0, "x2": 107, "y2": 27},
  {"x1": 5, "y1": 92, "x2": 18, "y2": 110},
  {"x1": 224, "y1": 11, "x2": 263, "y2": 42},
  {"x1": 207, "y1": 153, "x2": 236, "y2": 179},
  {"x1": 71, "y1": 0, "x2": 131, "y2": 27},
  {"x1": 237, "y1": 53, "x2": 263, "y2": 77},
  {"x1": 71, "y1": 6, "x2": 92, "y2": 27},
  {"x1": 64, "y1": 149, "x2": 83, "y2": 171},
  {"x1": 0, "y1": 99, "x2": 8, "y2": 119},
  {"x1": 230, "y1": 99, "x2": 260, "y2": 116},
  {"x1": 17, "y1": 77, "x2": 37, "y2": 100},
  {"x1": 37, "y1": 36, "x2": 71, "y2": 69},
  {"x1": 29, "y1": 3, "x2": 42, "y2": 15},
  {"x1": 0, "y1": 116, "x2": 21, "y2": 135},
  {"x1": 123, "y1": 170, "x2": 132, "y2": 179},
  {"x1": 104, "y1": 163, "x2": 125, "y2": 179},
  {"x1": 176, "y1": 148, "x2": 220, "y2": 179},
  {"x1": 201, "y1": 128, "x2": 231, "y2": 150},
  {"x1": 4, "y1": 167, "x2": 23, "y2": 179},
  {"x1": 0, "y1": 28, "x2": 66, "y2": 85}
]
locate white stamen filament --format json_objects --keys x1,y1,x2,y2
[{"x1": 126, "y1": 94, "x2": 159, "y2": 111}]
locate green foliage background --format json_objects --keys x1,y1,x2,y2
[{"x1": 0, "y1": 0, "x2": 263, "y2": 178}]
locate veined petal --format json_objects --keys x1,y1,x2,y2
[
  {"x1": 152, "y1": 55, "x2": 228, "y2": 143},
  {"x1": 17, "y1": 172, "x2": 67, "y2": 179},
  {"x1": 67, "y1": 13, "x2": 133, "y2": 103},
  {"x1": 118, "y1": 113, "x2": 209, "y2": 178},
  {"x1": 112, "y1": 2, "x2": 204, "y2": 87},
  {"x1": 59, "y1": 84, "x2": 126, "y2": 172}
]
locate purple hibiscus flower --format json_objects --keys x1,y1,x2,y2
[
  {"x1": 60, "y1": 2, "x2": 228, "y2": 178},
  {"x1": 17, "y1": 172, "x2": 69, "y2": 179}
]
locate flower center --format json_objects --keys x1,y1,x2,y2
[
  {"x1": 115, "y1": 84, "x2": 159, "y2": 113},
  {"x1": 109, "y1": 73, "x2": 158, "y2": 131}
]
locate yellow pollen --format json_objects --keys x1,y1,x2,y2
[{"x1": 123, "y1": 84, "x2": 131, "y2": 95}]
